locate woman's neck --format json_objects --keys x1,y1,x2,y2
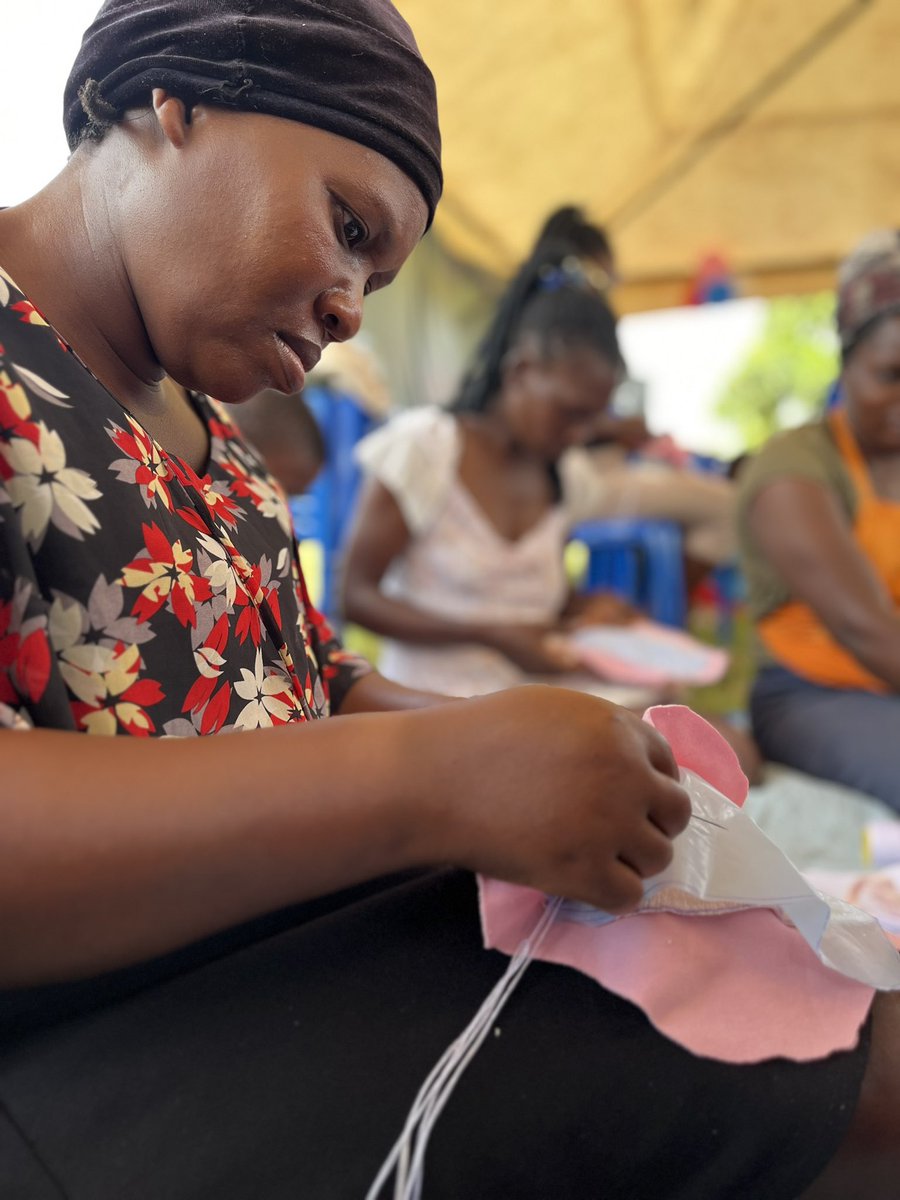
[
  {"x1": 460, "y1": 407, "x2": 544, "y2": 466},
  {"x1": 0, "y1": 165, "x2": 164, "y2": 413},
  {"x1": 0, "y1": 174, "x2": 210, "y2": 470}
]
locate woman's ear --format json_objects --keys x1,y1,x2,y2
[{"x1": 151, "y1": 89, "x2": 192, "y2": 149}]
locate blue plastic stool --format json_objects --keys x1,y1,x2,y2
[
  {"x1": 288, "y1": 386, "x2": 378, "y2": 621},
  {"x1": 571, "y1": 518, "x2": 687, "y2": 627}
]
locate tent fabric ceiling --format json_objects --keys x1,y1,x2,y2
[{"x1": 396, "y1": 0, "x2": 900, "y2": 310}]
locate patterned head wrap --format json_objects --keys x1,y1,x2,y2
[
  {"x1": 836, "y1": 229, "x2": 900, "y2": 357},
  {"x1": 63, "y1": 0, "x2": 442, "y2": 226}
]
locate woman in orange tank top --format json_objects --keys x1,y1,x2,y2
[{"x1": 746, "y1": 231, "x2": 900, "y2": 807}]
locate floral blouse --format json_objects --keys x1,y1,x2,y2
[{"x1": 0, "y1": 267, "x2": 370, "y2": 736}]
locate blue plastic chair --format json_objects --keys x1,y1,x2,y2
[
  {"x1": 570, "y1": 518, "x2": 687, "y2": 627},
  {"x1": 288, "y1": 386, "x2": 378, "y2": 621}
]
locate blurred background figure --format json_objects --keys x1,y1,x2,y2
[
  {"x1": 234, "y1": 388, "x2": 326, "y2": 497},
  {"x1": 539, "y1": 205, "x2": 739, "y2": 590},
  {"x1": 304, "y1": 337, "x2": 394, "y2": 422},
  {"x1": 342, "y1": 236, "x2": 656, "y2": 704},
  {"x1": 738, "y1": 230, "x2": 900, "y2": 808}
]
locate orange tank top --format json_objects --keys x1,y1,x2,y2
[{"x1": 758, "y1": 409, "x2": 900, "y2": 691}]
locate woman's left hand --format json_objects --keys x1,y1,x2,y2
[{"x1": 562, "y1": 590, "x2": 640, "y2": 628}]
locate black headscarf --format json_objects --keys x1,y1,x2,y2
[{"x1": 64, "y1": 0, "x2": 442, "y2": 225}]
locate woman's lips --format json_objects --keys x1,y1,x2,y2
[{"x1": 274, "y1": 333, "x2": 320, "y2": 394}]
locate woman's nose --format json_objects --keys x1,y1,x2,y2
[{"x1": 317, "y1": 286, "x2": 364, "y2": 343}]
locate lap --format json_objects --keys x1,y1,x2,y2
[
  {"x1": 0, "y1": 870, "x2": 870, "y2": 1200},
  {"x1": 752, "y1": 667, "x2": 900, "y2": 809}
]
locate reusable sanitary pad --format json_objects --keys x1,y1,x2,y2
[
  {"x1": 569, "y1": 621, "x2": 728, "y2": 687},
  {"x1": 479, "y1": 705, "x2": 900, "y2": 1063}
]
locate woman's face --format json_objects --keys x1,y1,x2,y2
[
  {"x1": 499, "y1": 345, "x2": 620, "y2": 462},
  {"x1": 112, "y1": 97, "x2": 428, "y2": 403},
  {"x1": 843, "y1": 314, "x2": 900, "y2": 454}
]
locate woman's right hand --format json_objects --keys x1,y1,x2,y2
[
  {"x1": 405, "y1": 685, "x2": 691, "y2": 914},
  {"x1": 480, "y1": 623, "x2": 581, "y2": 674}
]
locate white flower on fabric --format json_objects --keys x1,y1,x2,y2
[
  {"x1": 253, "y1": 480, "x2": 294, "y2": 537},
  {"x1": 196, "y1": 532, "x2": 239, "y2": 608},
  {"x1": 3, "y1": 422, "x2": 101, "y2": 549},
  {"x1": 233, "y1": 648, "x2": 295, "y2": 729}
]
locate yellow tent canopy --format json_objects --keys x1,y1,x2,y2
[{"x1": 396, "y1": 0, "x2": 900, "y2": 312}]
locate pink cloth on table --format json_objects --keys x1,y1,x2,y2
[{"x1": 478, "y1": 705, "x2": 876, "y2": 1064}]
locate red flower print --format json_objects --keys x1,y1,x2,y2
[
  {"x1": 181, "y1": 613, "x2": 233, "y2": 733},
  {"x1": 233, "y1": 563, "x2": 282, "y2": 647},
  {"x1": 208, "y1": 415, "x2": 237, "y2": 443},
  {"x1": 200, "y1": 681, "x2": 232, "y2": 735},
  {"x1": 64, "y1": 640, "x2": 165, "y2": 736},
  {"x1": 10, "y1": 300, "x2": 48, "y2": 327},
  {"x1": 120, "y1": 522, "x2": 213, "y2": 627},
  {"x1": 0, "y1": 586, "x2": 51, "y2": 707},
  {"x1": 170, "y1": 458, "x2": 240, "y2": 529},
  {"x1": 108, "y1": 416, "x2": 175, "y2": 510},
  {"x1": 0, "y1": 368, "x2": 37, "y2": 448},
  {"x1": 16, "y1": 628, "x2": 52, "y2": 703}
]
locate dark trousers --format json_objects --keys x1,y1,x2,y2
[{"x1": 752, "y1": 665, "x2": 900, "y2": 810}]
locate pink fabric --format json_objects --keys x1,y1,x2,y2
[
  {"x1": 644, "y1": 704, "x2": 747, "y2": 807},
  {"x1": 570, "y1": 621, "x2": 729, "y2": 687},
  {"x1": 479, "y1": 705, "x2": 876, "y2": 1063}
]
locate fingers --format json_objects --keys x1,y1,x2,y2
[
  {"x1": 540, "y1": 633, "x2": 580, "y2": 671},
  {"x1": 641, "y1": 722, "x2": 680, "y2": 780},
  {"x1": 589, "y1": 859, "x2": 645, "y2": 915},
  {"x1": 618, "y1": 820, "x2": 677, "y2": 881},
  {"x1": 646, "y1": 774, "x2": 692, "y2": 839}
]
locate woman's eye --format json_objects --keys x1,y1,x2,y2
[{"x1": 341, "y1": 208, "x2": 368, "y2": 250}]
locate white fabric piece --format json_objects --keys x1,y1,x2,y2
[
  {"x1": 744, "y1": 764, "x2": 897, "y2": 872},
  {"x1": 560, "y1": 769, "x2": 900, "y2": 991}
]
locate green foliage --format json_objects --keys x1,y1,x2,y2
[{"x1": 715, "y1": 293, "x2": 838, "y2": 451}]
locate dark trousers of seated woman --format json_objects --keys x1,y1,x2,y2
[{"x1": 752, "y1": 664, "x2": 900, "y2": 809}]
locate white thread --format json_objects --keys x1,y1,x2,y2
[{"x1": 366, "y1": 895, "x2": 563, "y2": 1200}]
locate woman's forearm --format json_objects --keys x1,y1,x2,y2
[
  {"x1": 825, "y1": 607, "x2": 900, "y2": 691},
  {"x1": 337, "y1": 670, "x2": 458, "y2": 712},
  {"x1": 342, "y1": 582, "x2": 497, "y2": 649},
  {"x1": 0, "y1": 717, "x2": 429, "y2": 987}
]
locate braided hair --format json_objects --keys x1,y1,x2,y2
[
  {"x1": 534, "y1": 205, "x2": 613, "y2": 265},
  {"x1": 452, "y1": 239, "x2": 623, "y2": 415}
]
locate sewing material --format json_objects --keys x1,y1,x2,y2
[
  {"x1": 558, "y1": 767, "x2": 900, "y2": 990},
  {"x1": 568, "y1": 621, "x2": 728, "y2": 686},
  {"x1": 369, "y1": 705, "x2": 900, "y2": 1197},
  {"x1": 366, "y1": 897, "x2": 563, "y2": 1200},
  {"x1": 862, "y1": 820, "x2": 900, "y2": 868},
  {"x1": 803, "y1": 865, "x2": 900, "y2": 940}
]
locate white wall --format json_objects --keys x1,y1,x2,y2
[
  {"x1": 619, "y1": 299, "x2": 767, "y2": 459},
  {"x1": 0, "y1": 2, "x2": 101, "y2": 205}
]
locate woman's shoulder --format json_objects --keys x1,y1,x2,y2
[
  {"x1": 737, "y1": 419, "x2": 852, "y2": 509},
  {"x1": 359, "y1": 405, "x2": 458, "y2": 450},
  {"x1": 356, "y1": 405, "x2": 460, "y2": 474},
  {"x1": 355, "y1": 406, "x2": 461, "y2": 533}
]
